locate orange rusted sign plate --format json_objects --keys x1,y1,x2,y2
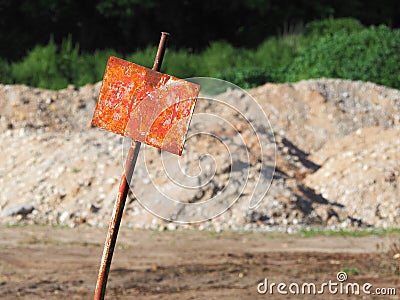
[{"x1": 91, "y1": 56, "x2": 200, "y2": 155}]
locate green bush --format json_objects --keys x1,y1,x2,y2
[
  {"x1": 216, "y1": 67, "x2": 272, "y2": 89},
  {"x1": 73, "y1": 49, "x2": 119, "y2": 87},
  {"x1": 304, "y1": 17, "x2": 365, "y2": 39},
  {"x1": 198, "y1": 42, "x2": 250, "y2": 76},
  {"x1": 58, "y1": 36, "x2": 81, "y2": 84},
  {"x1": 253, "y1": 35, "x2": 303, "y2": 69},
  {"x1": 1, "y1": 18, "x2": 400, "y2": 90},
  {"x1": 0, "y1": 58, "x2": 11, "y2": 84},
  {"x1": 128, "y1": 42, "x2": 251, "y2": 80},
  {"x1": 92, "y1": 49, "x2": 120, "y2": 80},
  {"x1": 10, "y1": 38, "x2": 68, "y2": 89},
  {"x1": 285, "y1": 25, "x2": 400, "y2": 88},
  {"x1": 162, "y1": 49, "x2": 201, "y2": 79},
  {"x1": 126, "y1": 46, "x2": 157, "y2": 70},
  {"x1": 6, "y1": 37, "x2": 121, "y2": 89}
]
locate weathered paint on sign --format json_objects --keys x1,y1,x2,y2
[{"x1": 91, "y1": 56, "x2": 200, "y2": 155}]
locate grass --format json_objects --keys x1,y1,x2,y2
[
  {"x1": 4, "y1": 223, "x2": 70, "y2": 229},
  {"x1": 340, "y1": 267, "x2": 360, "y2": 275},
  {"x1": 212, "y1": 227, "x2": 400, "y2": 239},
  {"x1": 297, "y1": 228, "x2": 400, "y2": 238},
  {"x1": 19, "y1": 236, "x2": 102, "y2": 247},
  {"x1": 2, "y1": 224, "x2": 400, "y2": 239}
]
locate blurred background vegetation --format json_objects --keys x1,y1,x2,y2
[{"x1": 0, "y1": 0, "x2": 399, "y2": 89}]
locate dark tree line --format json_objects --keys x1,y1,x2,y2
[{"x1": 1, "y1": 0, "x2": 399, "y2": 60}]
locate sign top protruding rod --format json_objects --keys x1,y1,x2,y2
[{"x1": 153, "y1": 32, "x2": 170, "y2": 71}]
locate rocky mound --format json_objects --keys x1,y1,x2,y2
[
  {"x1": 251, "y1": 79, "x2": 400, "y2": 152},
  {"x1": 0, "y1": 79, "x2": 399, "y2": 231},
  {"x1": 305, "y1": 126, "x2": 400, "y2": 228}
]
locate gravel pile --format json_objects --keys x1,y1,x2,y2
[
  {"x1": 0, "y1": 79, "x2": 399, "y2": 231},
  {"x1": 305, "y1": 126, "x2": 400, "y2": 228}
]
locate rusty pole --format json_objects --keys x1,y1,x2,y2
[{"x1": 94, "y1": 32, "x2": 170, "y2": 300}]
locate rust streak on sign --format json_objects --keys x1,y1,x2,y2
[{"x1": 91, "y1": 56, "x2": 200, "y2": 155}]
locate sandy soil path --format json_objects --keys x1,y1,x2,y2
[{"x1": 0, "y1": 226, "x2": 399, "y2": 299}]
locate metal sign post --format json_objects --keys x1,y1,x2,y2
[{"x1": 91, "y1": 32, "x2": 200, "y2": 299}]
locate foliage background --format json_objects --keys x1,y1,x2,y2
[{"x1": 0, "y1": 1, "x2": 399, "y2": 89}]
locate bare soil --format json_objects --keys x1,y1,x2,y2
[{"x1": 0, "y1": 226, "x2": 399, "y2": 299}]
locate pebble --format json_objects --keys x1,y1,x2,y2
[
  {"x1": 167, "y1": 223, "x2": 177, "y2": 231},
  {"x1": 59, "y1": 211, "x2": 70, "y2": 223}
]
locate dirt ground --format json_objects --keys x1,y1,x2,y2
[{"x1": 0, "y1": 226, "x2": 399, "y2": 299}]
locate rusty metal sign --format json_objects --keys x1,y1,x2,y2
[
  {"x1": 91, "y1": 56, "x2": 200, "y2": 155},
  {"x1": 92, "y1": 33, "x2": 202, "y2": 300}
]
